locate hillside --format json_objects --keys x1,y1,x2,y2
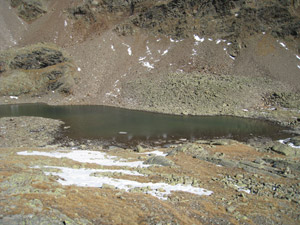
[{"x1": 0, "y1": 0, "x2": 299, "y2": 125}]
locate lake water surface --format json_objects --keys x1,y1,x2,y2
[{"x1": 0, "y1": 104, "x2": 289, "y2": 143}]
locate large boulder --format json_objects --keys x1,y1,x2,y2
[{"x1": 271, "y1": 143, "x2": 300, "y2": 157}]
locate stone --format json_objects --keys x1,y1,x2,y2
[
  {"x1": 101, "y1": 183, "x2": 115, "y2": 189},
  {"x1": 271, "y1": 143, "x2": 299, "y2": 157},
  {"x1": 135, "y1": 145, "x2": 145, "y2": 153},
  {"x1": 144, "y1": 156, "x2": 174, "y2": 167},
  {"x1": 226, "y1": 206, "x2": 236, "y2": 213},
  {"x1": 290, "y1": 136, "x2": 300, "y2": 146}
]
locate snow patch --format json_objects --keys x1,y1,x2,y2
[
  {"x1": 122, "y1": 43, "x2": 132, "y2": 56},
  {"x1": 18, "y1": 150, "x2": 148, "y2": 168},
  {"x1": 229, "y1": 55, "x2": 236, "y2": 60},
  {"x1": 141, "y1": 62, "x2": 154, "y2": 69},
  {"x1": 279, "y1": 138, "x2": 300, "y2": 149},
  {"x1": 139, "y1": 56, "x2": 146, "y2": 61},
  {"x1": 139, "y1": 151, "x2": 167, "y2": 157},
  {"x1": 146, "y1": 46, "x2": 151, "y2": 55},
  {"x1": 216, "y1": 39, "x2": 221, "y2": 44},
  {"x1": 162, "y1": 49, "x2": 169, "y2": 56},
  {"x1": 10, "y1": 96, "x2": 18, "y2": 99},
  {"x1": 111, "y1": 45, "x2": 115, "y2": 51},
  {"x1": 77, "y1": 67, "x2": 81, "y2": 72},
  {"x1": 297, "y1": 65, "x2": 300, "y2": 69},
  {"x1": 64, "y1": 20, "x2": 68, "y2": 27},
  {"x1": 193, "y1": 35, "x2": 204, "y2": 42},
  {"x1": 235, "y1": 185, "x2": 251, "y2": 194},
  {"x1": 192, "y1": 49, "x2": 197, "y2": 56},
  {"x1": 296, "y1": 55, "x2": 300, "y2": 61},
  {"x1": 40, "y1": 166, "x2": 212, "y2": 200}
]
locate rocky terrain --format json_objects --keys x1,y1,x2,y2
[
  {"x1": 0, "y1": 0, "x2": 300, "y2": 224},
  {"x1": 0, "y1": 117, "x2": 300, "y2": 224}
]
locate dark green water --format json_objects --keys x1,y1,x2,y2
[{"x1": 0, "y1": 103, "x2": 289, "y2": 143}]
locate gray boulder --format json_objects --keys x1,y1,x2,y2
[{"x1": 144, "y1": 156, "x2": 174, "y2": 167}]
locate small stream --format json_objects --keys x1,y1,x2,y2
[{"x1": 0, "y1": 103, "x2": 289, "y2": 143}]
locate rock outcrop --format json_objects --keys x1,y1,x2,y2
[
  {"x1": 0, "y1": 43, "x2": 78, "y2": 96},
  {"x1": 68, "y1": 0, "x2": 300, "y2": 55},
  {"x1": 10, "y1": 0, "x2": 48, "y2": 22}
]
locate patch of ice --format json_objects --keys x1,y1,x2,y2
[
  {"x1": 10, "y1": 96, "x2": 18, "y2": 99},
  {"x1": 111, "y1": 45, "x2": 115, "y2": 51},
  {"x1": 208, "y1": 38, "x2": 213, "y2": 41},
  {"x1": 242, "y1": 109, "x2": 249, "y2": 112},
  {"x1": 170, "y1": 38, "x2": 175, "y2": 43},
  {"x1": 141, "y1": 62, "x2": 154, "y2": 69},
  {"x1": 119, "y1": 131, "x2": 127, "y2": 135},
  {"x1": 40, "y1": 166, "x2": 212, "y2": 200},
  {"x1": 139, "y1": 56, "x2": 146, "y2": 61},
  {"x1": 64, "y1": 20, "x2": 68, "y2": 27},
  {"x1": 18, "y1": 150, "x2": 148, "y2": 168},
  {"x1": 296, "y1": 55, "x2": 300, "y2": 60},
  {"x1": 77, "y1": 67, "x2": 81, "y2": 72},
  {"x1": 297, "y1": 65, "x2": 300, "y2": 69},
  {"x1": 216, "y1": 39, "x2": 221, "y2": 44},
  {"x1": 227, "y1": 42, "x2": 232, "y2": 46}
]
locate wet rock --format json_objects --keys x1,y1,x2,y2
[{"x1": 144, "y1": 156, "x2": 174, "y2": 167}]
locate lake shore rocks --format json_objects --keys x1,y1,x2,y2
[{"x1": 0, "y1": 116, "x2": 64, "y2": 147}]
